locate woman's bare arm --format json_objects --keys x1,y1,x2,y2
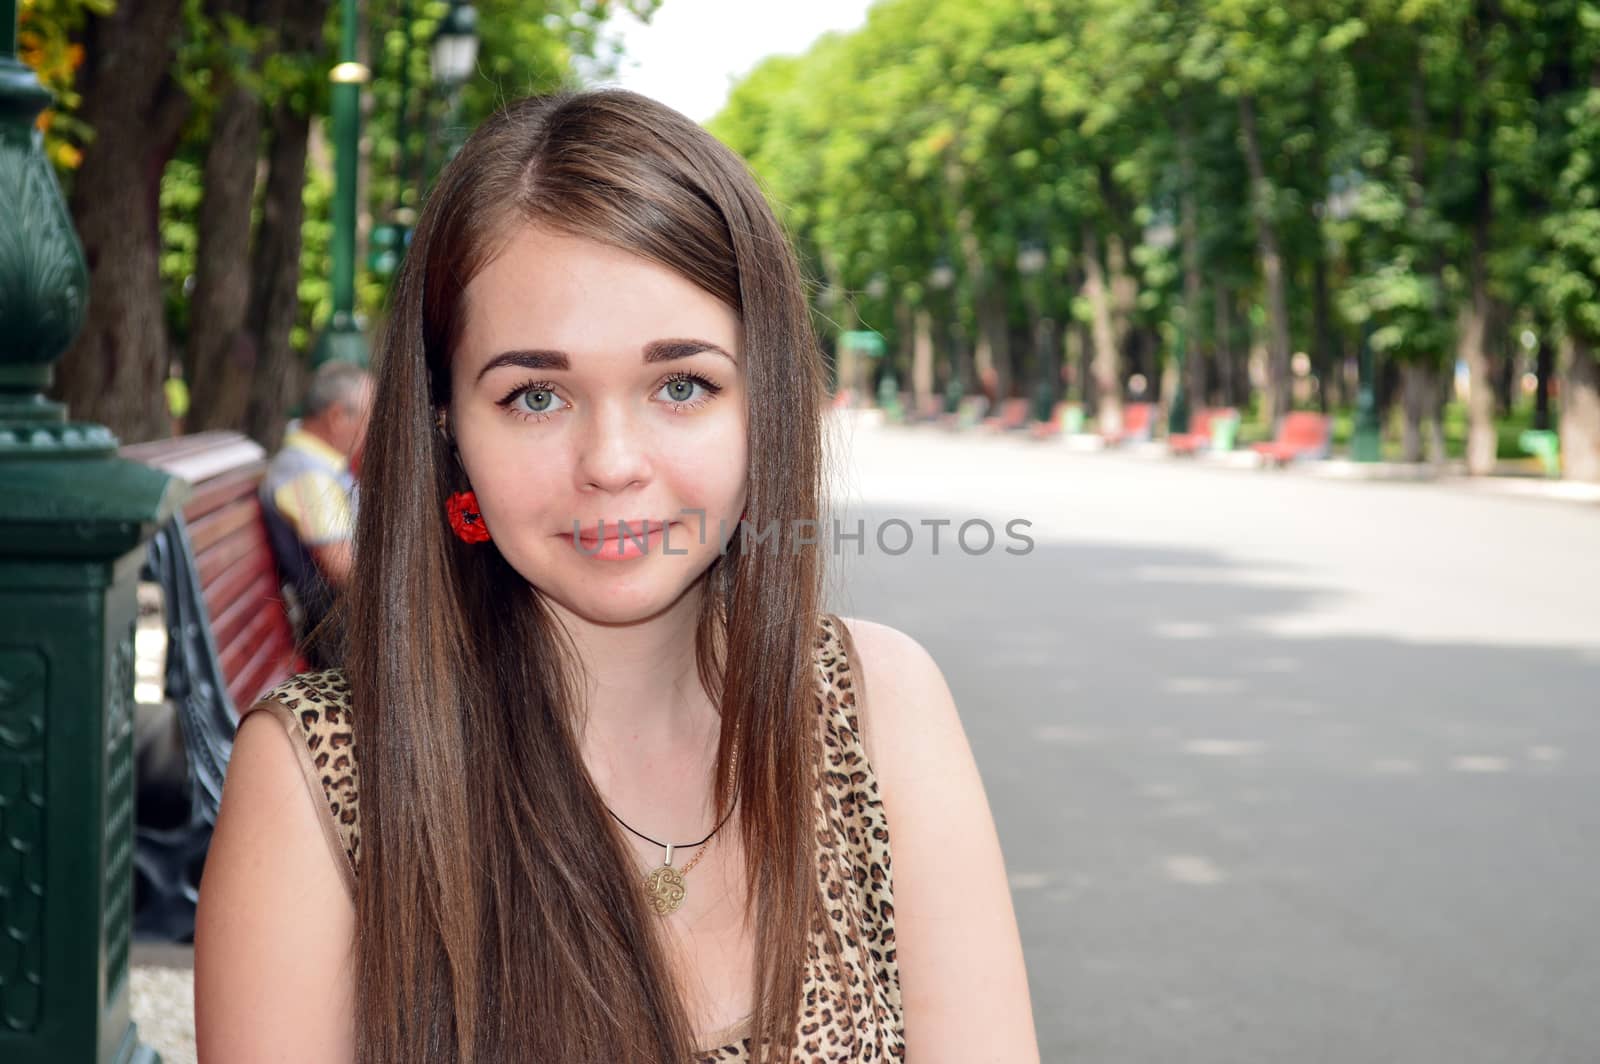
[
  {"x1": 194, "y1": 710, "x2": 357, "y2": 1063},
  {"x1": 843, "y1": 617, "x2": 1040, "y2": 1064}
]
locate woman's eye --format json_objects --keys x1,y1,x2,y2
[
  {"x1": 658, "y1": 375, "x2": 720, "y2": 405},
  {"x1": 515, "y1": 388, "x2": 567, "y2": 416},
  {"x1": 663, "y1": 378, "x2": 699, "y2": 403}
]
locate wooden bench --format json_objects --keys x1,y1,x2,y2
[
  {"x1": 121, "y1": 430, "x2": 305, "y2": 940},
  {"x1": 983, "y1": 397, "x2": 1031, "y2": 433},
  {"x1": 913, "y1": 393, "x2": 945, "y2": 423},
  {"x1": 1251, "y1": 411, "x2": 1332, "y2": 466},
  {"x1": 1168, "y1": 407, "x2": 1238, "y2": 456},
  {"x1": 950, "y1": 394, "x2": 990, "y2": 429},
  {"x1": 1100, "y1": 401, "x2": 1155, "y2": 446},
  {"x1": 1030, "y1": 401, "x2": 1069, "y2": 440}
]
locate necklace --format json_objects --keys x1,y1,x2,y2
[{"x1": 603, "y1": 747, "x2": 740, "y2": 916}]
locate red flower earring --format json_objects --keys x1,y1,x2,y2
[{"x1": 447, "y1": 491, "x2": 491, "y2": 543}]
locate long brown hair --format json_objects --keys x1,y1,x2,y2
[{"x1": 344, "y1": 90, "x2": 832, "y2": 1062}]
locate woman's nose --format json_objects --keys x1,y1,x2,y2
[{"x1": 575, "y1": 401, "x2": 651, "y2": 494}]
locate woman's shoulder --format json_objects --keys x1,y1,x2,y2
[
  {"x1": 240, "y1": 667, "x2": 361, "y2": 895},
  {"x1": 823, "y1": 615, "x2": 952, "y2": 768},
  {"x1": 197, "y1": 683, "x2": 358, "y2": 1056}
]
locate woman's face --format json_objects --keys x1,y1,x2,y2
[{"x1": 448, "y1": 224, "x2": 748, "y2": 625}]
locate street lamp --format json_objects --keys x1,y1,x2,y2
[
  {"x1": 1326, "y1": 177, "x2": 1381, "y2": 461},
  {"x1": 431, "y1": 0, "x2": 480, "y2": 166},
  {"x1": 431, "y1": 0, "x2": 480, "y2": 86},
  {"x1": 313, "y1": 0, "x2": 371, "y2": 368},
  {"x1": 928, "y1": 257, "x2": 963, "y2": 413},
  {"x1": 1017, "y1": 238, "x2": 1056, "y2": 423},
  {"x1": 1142, "y1": 214, "x2": 1189, "y2": 434},
  {"x1": 1016, "y1": 241, "x2": 1047, "y2": 277}
]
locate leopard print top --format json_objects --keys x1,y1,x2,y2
[{"x1": 243, "y1": 613, "x2": 906, "y2": 1062}]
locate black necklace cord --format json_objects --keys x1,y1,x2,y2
[{"x1": 605, "y1": 794, "x2": 739, "y2": 851}]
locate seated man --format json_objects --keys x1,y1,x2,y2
[{"x1": 260, "y1": 362, "x2": 373, "y2": 669}]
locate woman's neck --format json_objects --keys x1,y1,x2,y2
[{"x1": 552, "y1": 586, "x2": 722, "y2": 770}]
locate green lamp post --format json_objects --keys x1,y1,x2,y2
[
  {"x1": 1017, "y1": 237, "x2": 1057, "y2": 425},
  {"x1": 0, "y1": 4, "x2": 184, "y2": 1060},
  {"x1": 312, "y1": 0, "x2": 371, "y2": 368},
  {"x1": 928, "y1": 257, "x2": 963, "y2": 414},
  {"x1": 1167, "y1": 320, "x2": 1192, "y2": 436},
  {"x1": 1352, "y1": 323, "x2": 1381, "y2": 462}
]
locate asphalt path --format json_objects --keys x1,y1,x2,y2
[{"x1": 823, "y1": 414, "x2": 1600, "y2": 1064}]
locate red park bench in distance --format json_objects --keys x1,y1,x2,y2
[
  {"x1": 1101, "y1": 401, "x2": 1155, "y2": 446},
  {"x1": 1168, "y1": 407, "x2": 1239, "y2": 456},
  {"x1": 983, "y1": 397, "x2": 1031, "y2": 433},
  {"x1": 1250, "y1": 411, "x2": 1333, "y2": 466}
]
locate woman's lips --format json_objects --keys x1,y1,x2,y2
[{"x1": 568, "y1": 520, "x2": 677, "y2": 560}]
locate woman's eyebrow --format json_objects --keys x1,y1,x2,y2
[
  {"x1": 476, "y1": 349, "x2": 568, "y2": 381},
  {"x1": 643, "y1": 338, "x2": 736, "y2": 364},
  {"x1": 476, "y1": 339, "x2": 734, "y2": 381}
]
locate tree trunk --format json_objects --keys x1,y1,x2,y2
[
  {"x1": 1534, "y1": 334, "x2": 1554, "y2": 430},
  {"x1": 911, "y1": 308, "x2": 934, "y2": 408},
  {"x1": 973, "y1": 285, "x2": 1008, "y2": 401},
  {"x1": 1081, "y1": 224, "x2": 1122, "y2": 432},
  {"x1": 1491, "y1": 300, "x2": 1515, "y2": 415},
  {"x1": 1558, "y1": 334, "x2": 1600, "y2": 482},
  {"x1": 893, "y1": 299, "x2": 915, "y2": 387},
  {"x1": 1237, "y1": 94, "x2": 1293, "y2": 427},
  {"x1": 1400, "y1": 362, "x2": 1428, "y2": 463},
  {"x1": 1213, "y1": 279, "x2": 1236, "y2": 408},
  {"x1": 1075, "y1": 320, "x2": 1093, "y2": 408},
  {"x1": 1310, "y1": 252, "x2": 1334, "y2": 413},
  {"x1": 1460, "y1": 175, "x2": 1498, "y2": 475},
  {"x1": 1098, "y1": 163, "x2": 1137, "y2": 358},
  {"x1": 1007, "y1": 318, "x2": 1032, "y2": 400},
  {"x1": 238, "y1": 0, "x2": 327, "y2": 447},
  {"x1": 242, "y1": 94, "x2": 316, "y2": 449},
  {"x1": 53, "y1": 0, "x2": 191, "y2": 443},
  {"x1": 1429, "y1": 365, "x2": 1450, "y2": 465},
  {"x1": 1179, "y1": 124, "x2": 1208, "y2": 413},
  {"x1": 185, "y1": 82, "x2": 264, "y2": 432},
  {"x1": 1305, "y1": 72, "x2": 1335, "y2": 415}
]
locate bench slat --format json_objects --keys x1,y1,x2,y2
[
  {"x1": 228, "y1": 626, "x2": 299, "y2": 711},
  {"x1": 210, "y1": 566, "x2": 284, "y2": 655},
  {"x1": 196, "y1": 520, "x2": 266, "y2": 589},
  {"x1": 217, "y1": 592, "x2": 290, "y2": 684},
  {"x1": 188, "y1": 496, "x2": 262, "y2": 557},
  {"x1": 201, "y1": 535, "x2": 275, "y2": 623},
  {"x1": 124, "y1": 432, "x2": 269, "y2": 485},
  {"x1": 182, "y1": 465, "x2": 268, "y2": 526}
]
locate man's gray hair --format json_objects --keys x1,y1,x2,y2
[{"x1": 303, "y1": 362, "x2": 371, "y2": 418}]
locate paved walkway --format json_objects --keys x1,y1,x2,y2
[{"x1": 825, "y1": 414, "x2": 1600, "y2": 1062}]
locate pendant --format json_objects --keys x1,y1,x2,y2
[{"x1": 644, "y1": 863, "x2": 688, "y2": 915}]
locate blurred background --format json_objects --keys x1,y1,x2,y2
[{"x1": 3, "y1": 1, "x2": 1599, "y2": 1062}]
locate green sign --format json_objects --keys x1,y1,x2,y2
[{"x1": 839, "y1": 330, "x2": 886, "y2": 358}]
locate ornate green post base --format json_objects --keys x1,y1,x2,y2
[
  {"x1": 0, "y1": 4, "x2": 183, "y2": 1059},
  {"x1": 0, "y1": 456, "x2": 184, "y2": 1064}
]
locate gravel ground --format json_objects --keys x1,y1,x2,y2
[{"x1": 131, "y1": 965, "x2": 197, "y2": 1064}]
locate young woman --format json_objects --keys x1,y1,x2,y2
[{"x1": 194, "y1": 89, "x2": 1037, "y2": 1063}]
